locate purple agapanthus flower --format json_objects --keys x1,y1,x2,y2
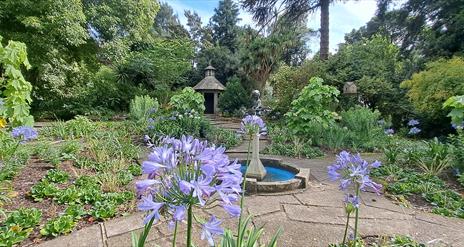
[
  {"x1": 384, "y1": 128, "x2": 394, "y2": 135},
  {"x1": 407, "y1": 119, "x2": 419, "y2": 126},
  {"x1": 135, "y1": 135, "x2": 242, "y2": 241},
  {"x1": 238, "y1": 115, "x2": 267, "y2": 136},
  {"x1": 327, "y1": 151, "x2": 382, "y2": 194},
  {"x1": 344, "y1": 194, "x2": 360, "y2": 208},
  {"x1": 138, "y1": 195, "x2": 164, "y2": 224},
  {"x1": 11, "y1": 126, "x2": 38, "y2": 143},
  {"x1": 408, "y1": 127, "x2": 421, "y2": 135},
  {"x1": 201, "y1": 216, "x2": 224, "y2": 246}
]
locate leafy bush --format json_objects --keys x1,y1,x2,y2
[
  {"x1": 129, "y1": 95, "x2": 159, "y2": 123},
  {"x1": 286, "y1": 77, "x2": 339, "y2": 136},
  {"x1": 204, "y1": 127, "x2": 241, "y2": 149},
  {"x1": 90, "y1": 201, "x2": 117, "y2": 220},
  {"x1": 44, "y1": 116, "x2": 96, "y2": 139},
  {"x1": 169, "y1": 87, "x2": 205, "y2": 114},
  {"x1": 340, "y1": 106, "x2": 386, "y2": 149},
  {"x1": 5, "y1": 208, "x2": 42, "y2": 229},
  {"x1": 218, "y1": 77, "x2": 250, "y2": 114},
  {"x1": 409, "y1": 138, "x2": 451, "y2": 176},
  {"x1": 45, "y1": 169, "x2": 69, "y2": 184},
  {"x1": 373, "y1": 164, "x2": 464, "y2": 219},
  {"x1": 64, "y1": 205, "x2": 86, "y2": 220},
  {"x1": 401, "y1": 57, "x2": 464, "y2": 127},
  {"x1": 40, "y1": 215, "x2": 76, "y2": 237},
  {"x1": 0, "y1": 36, "x2": 34, "y2": 126},
  {"x1": 30, "y1": 180, "x2": 60, "y2": 202},
  {"x1": 54, "y1": 186, "x2": 81, "y2": 205},
  {"x1": 263, "y1": 126, "x2": 323, "y2": 158},
  {"x1": 449, "y1": 133, "x2": 464, "y2": 172},
  {"x1": 148, "y1": 113, "x2": 209, "y2": 139},
  {"x1": 443, "y1": 95, "x2": 464, "y2": 127},
  {"x1": 0, "y1": 225, "x2": 31, "y2": 246}
]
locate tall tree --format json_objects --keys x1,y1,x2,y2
[
  {"x1": 241, "y1": 0, "x2": 331, "y2": 60},
  {"x1": 211, "y1": 0, "x2": 241, "y2": 52},
  {"x1": 153, "y1": 2, "x2": 189, "y2": 38}
]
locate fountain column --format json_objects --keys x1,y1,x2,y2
[{"x1": 246, "y1": 133, "x2": 267, "y2": 180}]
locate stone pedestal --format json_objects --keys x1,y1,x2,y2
[{"x1": 246, "y1": 134, "x2": 267, "y2": 180}]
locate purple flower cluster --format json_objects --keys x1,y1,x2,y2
[
  {"x1": 384, "y1": 128, "x2": 394, "y2": 135},
  {"x1": 328, "y1": 151, "x2": 382, "y2": 198},
  {"x1": 408, "y1": 127, "x2": 421, "y2": 135},
  {"x1": 238, "y1": 115, "x2": 267, "y2": 137},
  {"x1": 407, "y1": 119, "x2": 419, "y2": 126},
  {"x1": 136, "y1": 135, "x2": 242, "y2": 245},
  {"x1": 11, "y1": 126, "x2": 38, "y2": 143}
]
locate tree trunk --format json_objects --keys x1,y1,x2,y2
[{"x1": 319, "y1": 0, "x2": 330, "y2": 60}]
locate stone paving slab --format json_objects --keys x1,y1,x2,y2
[
  {"x1": 35, "y1": 153, "x2": 464, "y2": 247},
  {"x1": 36, "y1": 224, "x2": 104, "y2": 247}
]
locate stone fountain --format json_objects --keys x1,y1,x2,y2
[{"x1": 241, "y1": 90, "x2": 310, "y2": 194}]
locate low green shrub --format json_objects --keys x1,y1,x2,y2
[
  {"x1": 409, "y1": 138, "x2": 452, "y2": 176},
  {"x1": 129, "y1": 95, "x2": 159, "y2": 123},
  {"x1": 204, "y1": 127, "x2": 241, "y2": 149},
  {"x1": 64, "y1": 205, "x2": 86, "y2": 220},
  {"x1": 40, "y1": 215, "x2": 76, "y2": 237},
  {"x1": 44, "y1": 169, "x2": 69, "y2": 184},
  {"x1": 169, "y1": 87, "x2": 205, "y2": 114},
  {"x1": 0, "y1": 225, "x2": 31, "y2": 246},
  {"x1": 373, "y1": 164, "x2": 464, "y2": 219},
  {"x1": 128, "y1": 164, "x2": 142, "y2": 176},
  {"x1": 448, "y1": 133, "x2": 464, "y2": 172},
  {"x1": 5, "y1": 208, "x2": 42, "y2": 229},
  {"x1": 263, "y1": 126, "x2": 323, "y2": 158},
  {"x1": 30, "y1": 180, "x2": 60, "y2": 202},
  {"x1": 218, "y1": 77, "x2": 251, "y2": 114},
  {"x1": 54, "y1": 186, "x2": 81, "y2": 205},
  {"x1": 90, "y1": 201, "x2": 117, "y2": 220}
]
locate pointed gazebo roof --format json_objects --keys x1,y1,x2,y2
[{"x1": 193, "y1": 65, "x2": 226, "y2": 91}]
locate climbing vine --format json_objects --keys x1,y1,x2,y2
[{"x1": 0, "y1": 35, "x2": 34, "y2": 127}]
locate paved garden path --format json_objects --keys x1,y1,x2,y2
[
  {"x1": 35, "y1": 117, "x2": 464, "y2": 247},
  {"x1": 38, "y1": 152, "x2": 464, "y2": 247}
]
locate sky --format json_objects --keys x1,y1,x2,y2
[{"x1": 167, "y1": 0, "x2": 383, "y2": 54}]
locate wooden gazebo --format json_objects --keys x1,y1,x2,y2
[{"x1": 193, "y1": 65, "x2": 226, "y2": 114}]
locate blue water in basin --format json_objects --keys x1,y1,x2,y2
[{"x1": 240, "y1": 165, "x2": 296, "y2": 182}]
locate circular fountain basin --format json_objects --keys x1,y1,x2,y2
[{"x1": 240, "y1": 158, "x2": 310, "y2": 194}]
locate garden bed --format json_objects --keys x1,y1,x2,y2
[{"x1": 0, "y1": 119, "x2": 145, "y2": 246}]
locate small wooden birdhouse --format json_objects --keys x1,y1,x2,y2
[{"x1": 343, "y1": 81, "x2": 357, "y2": 95}]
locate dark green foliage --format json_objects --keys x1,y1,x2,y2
[
  {"x1": 128, "y1": 164, "x2": 142, "y2": 176},
  {"x1": 153, "y1": 2, "x2": 189, "y2": 38},
  {"x1": 148, "y1": 114, "x2": 210, "y2": 140},
  {"x1": 40, "y1": 215, "x2": 76, "y2": 237},
  {"x1": 218, "y1": 77, "x2": 251, "y2": 114},
  {"x1": 54, "y1": 186, "x2": 81, "y2": 205},
  {"x1": 263, "y1": 126, "x2": 324, "y2": 159},
  {"x1": 373, "y1": 164, "x2": 464, "y2": 219},
  {"x1": 117, "y1": 171, "x2": 134, "y2": 186},
  {"x1": 401, "y1": 57, "x2": 464, "y2": 134},
  {"x1": 211, "y1": 0, "x2": 240, "y2": 52}
]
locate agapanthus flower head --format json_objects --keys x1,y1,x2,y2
[
  {"x1": 238, "y1": 115, "x2": 267, "y2": 136},
  {"x1": 452, "y1": 122, "x2": 464, "y2": 130},
  {"x1": 11, "y1": 126, "x2": 38, "y2": 143},
  {"x1": 384, "y1": 128, "x2": 394, "y2": 135},
  {"x1": 327, "y1": 151, "x2": 382, "y2": 194},
  {"x1": 408, "y1": 127, "x2": 421, "y2": 135},
  {"x1": 136, "y1": 135, "x2": 242, "y2": 245},
  {"x1": 407, "y1": 119, "x2": 419, "y2": 126},
  {"x1": 344, "y1": 194, "x2": 360, "y2": 209},
  {"x1": 201, "y1": 216, "x2": 224, "y2": 246}
]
